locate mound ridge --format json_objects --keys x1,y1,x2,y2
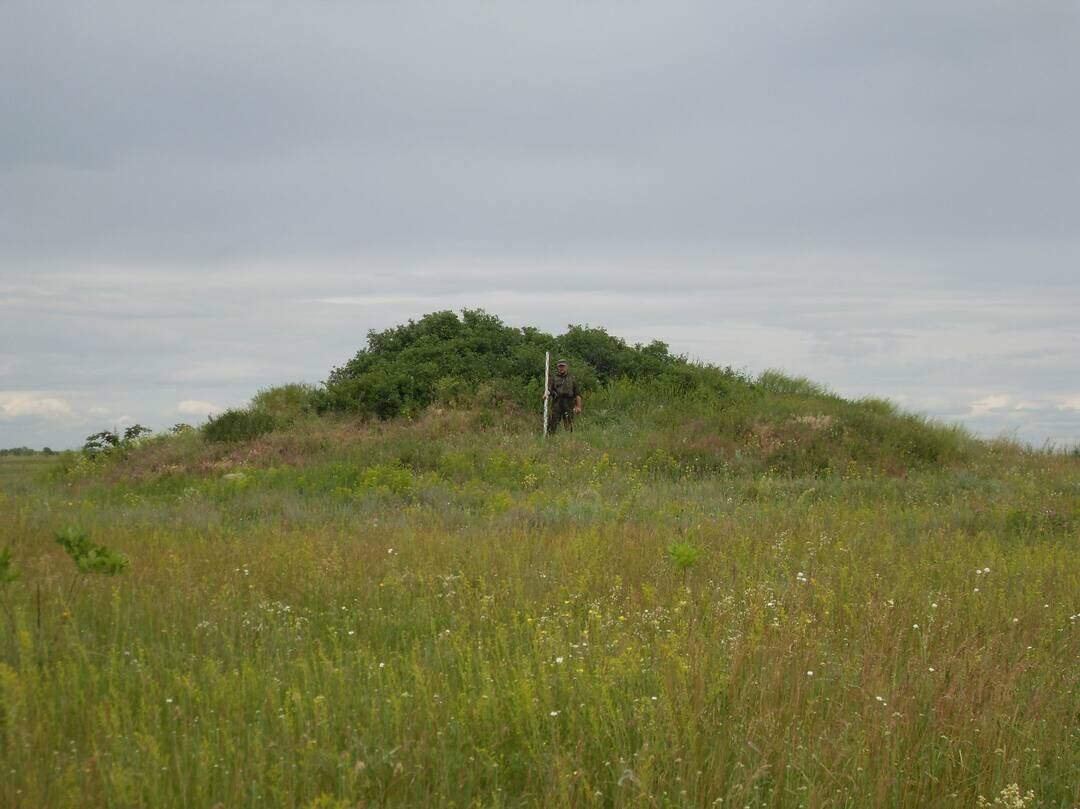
[{"x1": 84, "y1": 310, "x2": 974, "y2": 484}]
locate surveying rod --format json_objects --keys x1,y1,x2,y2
[{"x1": 543, "y1": 351, "x2": 550, "y2": 437}]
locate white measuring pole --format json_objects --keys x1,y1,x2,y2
[{"x1": 542, "y1": 351, "x2": 550, "y2": 437}]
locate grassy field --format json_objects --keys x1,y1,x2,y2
[
  {"x1": 0, "y1": 455, "x2": 58, "y2": 489},
  {"x1": 1, "y1": 390, "x2": 1078, "y2": 808}
]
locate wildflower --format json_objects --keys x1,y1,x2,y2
[
  {"x1": 549, "y1": 711, "x2": 559, "y2": 717},
  {"x1": 976, "y1": 783, "x2": 1035, "y2": 808},
  {"x1": 806, "y1": 671, "x2": 813, "y2": 677},
  {"x1": 555, "y1": 657, "x2": 564, "y2": 664},
  {"x1": 912, "y1": 624, "x2": 919, "y2": 630},
  {"x1": 928, "y1": 667, "x2": 935, "y2": 672}
]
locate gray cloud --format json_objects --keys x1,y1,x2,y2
[
  {"x1": 6, "y1": 2, "x2": 1078, "y2": 262},
  {"x1": 2, "y1": 1, "x2": 1078, "y2": 448}
]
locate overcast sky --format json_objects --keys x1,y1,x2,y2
[{"x1": 3, "y1": 1, "x2": 1078, "y2": 450}]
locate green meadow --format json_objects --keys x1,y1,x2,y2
[{"x1": 1, "y1": 316, "x2": 1078, "y2": 808}]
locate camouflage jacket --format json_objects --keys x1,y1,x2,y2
[{"x1": 549, "y1": 373, "x2": 580, "y2": 400}]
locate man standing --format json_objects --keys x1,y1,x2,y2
[{"x1": 547, "y1": 359, "x2": 582, "y2": 433}]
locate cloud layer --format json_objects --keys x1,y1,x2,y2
[
  {"x1": 0, "y1": 393, "x2": 73, "y2": 420},
  {"x1": 2, "y1": 2, "x2": 1078, "y2": 449}
]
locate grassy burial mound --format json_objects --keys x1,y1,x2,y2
[
  {"x1": 114, "y1": 309, "x2": 971, "y2": 483},
  {"x1": 1, "y1": 311, "x2": 1078, "y2": 809}
]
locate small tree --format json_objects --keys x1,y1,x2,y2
[
  {"x1": 83, "y1": 430, "x2": 121, "y2": 455},
  {"x1": 667, "y1": 540, "x2": 702, "y2": 579},
  {"x1": 83, "y1": 424, "x2": 152, "y2": 459},
  {"x1": 123, "y1": 425, "x2": 152, "y2": 443}
]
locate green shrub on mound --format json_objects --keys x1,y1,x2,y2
[
  {"x1": 250, "y1": 383, "x2": 320, "y2": 425},
  {"x1": 203, "y1": 408, "x2": 277, "y2": 443},
  {"x1": 321, "y1": 308, "x2": 738, "y2": 418}
]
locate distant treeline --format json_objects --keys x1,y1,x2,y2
[{"x1": 0, "y1": 447, "x2": 57, "y2": 457}]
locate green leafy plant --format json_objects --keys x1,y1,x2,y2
[
  {"x1": 666, "y1": 540, "x2": 702, "y2": 574},
  {"x1": 356, "y1": 464, "x2": 415, "y2": 498},
  {"x1": 54, "y1": 526, "x2": 129, "y2": 575},
  {"x1": 0, "y1": 547, "x2": 17, "y2": 585}
]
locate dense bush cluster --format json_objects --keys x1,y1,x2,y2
[
  {"x1": 202, "y1": 384, "x2": 321, "y2": 443},
  {"x1": 203, "y1": 409, "x2": 278, "y2": 443},
  {"x1": 321, "y1": 309, "x2": 738, "y2": 418},
  {"x1": 250, "y1": 383, "x2": 320, "y2": 424}
]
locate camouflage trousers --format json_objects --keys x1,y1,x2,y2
[{"x1": 547, "y1": 398, "x2": 575, "y2": 433}]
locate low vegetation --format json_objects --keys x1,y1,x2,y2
[{"x1": 1, "y1": 311, "x2": 1077, "y2": 808}]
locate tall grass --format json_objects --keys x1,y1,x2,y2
[{"x1": 0, "y1": 392, "x2": 1077, "y2": 808}]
